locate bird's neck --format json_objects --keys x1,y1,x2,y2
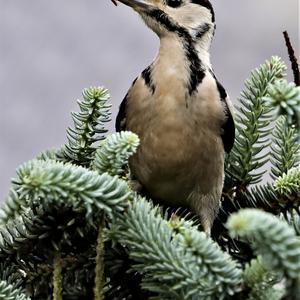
[{"x1": 151, "y1": 34, "x2": 212, "y2": 96}]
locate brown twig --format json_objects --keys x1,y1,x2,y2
[
  {"x1": 283, "y1": 31, "x2": 300, "y2": 86},
  {"x1": 93, "y1": 217, "x2": 105, "y2": 300},
  {"x1": 53, "y1": 251, "x2": 63, "y2": 300}
]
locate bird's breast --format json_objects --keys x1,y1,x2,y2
[{"x1": 125, "y1": 72, "x2": 225, "y2": 202}]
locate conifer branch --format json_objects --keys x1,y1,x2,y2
[
  {"x1": 0, "y1": 206, "x2": 92, "y2": 258},
  {"x1": 0, "y1": 280, "x2": 30, "y2": 300},
  {"x1": 236, "y1": 184, "x2": 287, "y2": 215},
  {"x1": 275, "y1": 166, "x2": 300, "y2": 202},
  {"x1": 0, "y1": 208, "x2": 49, "y2": 257},
  {"x1": 60, "y1": 87, "x2": 111, "y2": 166},
  {"x1": 92, "y1": 132, "x2": 140, "y2": 176},
  {"x1": 0, "y1": 207, "x2": 100, "y2": 297},
  {"x1": 36, "y1": 149, "x2": 61, "y2": 161},
  {"x1": 113, "y1": 197, "x2": 242, "y2": 299},
  {"x1": 0, "y1": 262, "x2": 24, "y2": 287},
  {"x1": 0, "y1": 189, "x2": 24, "y2": 225},
  {"x1": 270, "y1": 116, "x2": 300, "y2": 179},
  {"x1": 264, "y1": 80, "x2": 300, "y2": 128},
  {"x1": 226, "y1": 56, "x2": 287, "y2": 189},
  {"x1": 227, "y1": 209, "x2": 300, "y2": 279},
  {"x1": 12, "y1": 160, "x2": 131, "y2": 218}
]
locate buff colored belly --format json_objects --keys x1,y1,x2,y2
[{"x1": 128, "y1": 114, "x2": 225, "y2": 205}]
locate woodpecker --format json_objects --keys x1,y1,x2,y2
[{"x1": 114, "y1": 0, "x2": 235, "y2": 235}]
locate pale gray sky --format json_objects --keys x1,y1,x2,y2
[{"x1": 0, "y1": 0, "x2": 299, "y2": 201}]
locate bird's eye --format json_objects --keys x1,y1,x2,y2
[{"x1": 167, "y1": 0, "x2": 182, "y2": 8}]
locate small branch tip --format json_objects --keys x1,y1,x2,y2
[{"x1": 283, "y1": 31, "x2": 300, "y2": 86}]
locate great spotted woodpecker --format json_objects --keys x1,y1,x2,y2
[{"x1": 114, "y1": 0, "x2": 235, "y2": 235}]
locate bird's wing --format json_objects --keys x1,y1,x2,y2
[
  {"x1": 115, "y1": 93, "x2": 128, "y2": 132},
  {"x1": 215, "y1": 81, "x2": 235, "y2": 153},
  {"x1": 221, "y1": 97, "x2": 235, "y2": 153},
  {"x1": 115, "y1": 78, "x2": 138, "y2": 132}
]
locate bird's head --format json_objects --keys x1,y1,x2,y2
[{"x1": 114, "y1": 0, "x2": 215, "y2": 42}]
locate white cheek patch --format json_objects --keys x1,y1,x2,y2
[{"x1": 168, "y1": 4, "x2": 212, "y2": 29}]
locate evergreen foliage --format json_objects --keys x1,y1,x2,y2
[
  {"x1": 93, "y1": 131, "x2": 140, "y2": 176},
  {"x1": 227, "y1": 209, "x2": 300, "y2": 279},
  {"x1": 0, "y1": 280, "x2": 30, "y2": 300},
  {"x1": 270, "y1": 116, "x2": 300, "y2": 179},
  {"x1": 242, "y1": 257, "x2": 283, "y2": 300},
  {"x1": 36, "y1": 149, "x2": 60, "y2": 161},
  {"x1": 60, "y1": 87, "x2": 111, "y2": 166},
  {"x1": 13, "y1": 159, "x2": 131, "y2": 218},
  {"x1": 112, "y1": 197, "x2": 241, "y2": 299},
  {"x1": 263, "y1": 79, "x2": 300, "y2": 128},
  {"x1": 226, "y1": 56, "x2": 286, "y2": 188},
  {"x1": 275, "y1": 166, "x2": 300, "y2": 200},
  {"x1": 0, "y1": 189, "x2": 23, "y2": 225},
  {"x1": 0, "y1": 57, "x2": 299, "y2": 299}
]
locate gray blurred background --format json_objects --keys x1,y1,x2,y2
[{"x1": 0, "y1": 0, "x2": 299, "y2": 201}]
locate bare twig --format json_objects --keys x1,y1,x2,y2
[
  {"x1": 93, "y1": 217, "x2": 105, "y2": 300},
  {"x1": 53, "y1": 252, "x2": 63, "y2": 300},
  {"x1": 283, "y1": 31, "x2": 300, "y2": 86}
]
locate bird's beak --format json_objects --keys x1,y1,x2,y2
[{"x1": 113, "y1": 0, "x2": 153, "y2": 12}]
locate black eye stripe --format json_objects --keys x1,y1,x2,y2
[{"x1": 167, "y1": 0, "x2": 182, "y2": 8}]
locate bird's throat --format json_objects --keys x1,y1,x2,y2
[{"x1": 149, "y1": 35, "x2": 211, "y2": 96}]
